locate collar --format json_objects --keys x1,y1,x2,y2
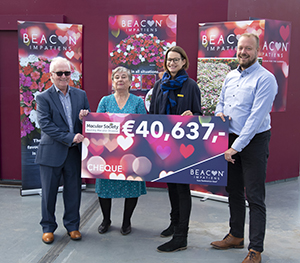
[
  {"x1": 237, "y1": 60, "x2": 260, "y2": 74},
  {"x1": 54, "y1": 84, "x2": 70, "y2": 95}
]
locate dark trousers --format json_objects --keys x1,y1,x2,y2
[
  {"x1": 40, "y1": 147, "x2": 82, "y2": 233},
  {"x1": 167, "y1": 182, "x2": 191, "y2": 236},
  {"x1": 227, "y1": 130, "x2": 271, "y2": 252}
]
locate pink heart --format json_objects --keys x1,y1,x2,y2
[
  {"x1": 180, "y1": 144, "x2": 194, "y2": 158},
  {"x1": 280, "y1": 25, "x2": 290, "y2": 41},
  {"x1": 109, "y1": 16, "x2": 117, "y2": 25},
  {"x1": 88, "y1": 143, "x2": 104, "y2": 156},
  {"x1": 91, "y1": 137, "x2": 108, "y2": 146},
  {"x1": 156, "y1": 145, "x2": 171, "y2": 160},
  {"x1": 282, "y1": 62, "x2": 289, "y2": 78},
  {"x1": 108, "y1": 113, "x2": 127, "y2": 123},
  {"x1": 20, "y1": 28, "x2": 27, "y2": 35},
  {"x1": 104, "y1": 138, "x2": 118, "y2": 152}
]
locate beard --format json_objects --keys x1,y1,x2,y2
[{"x1": 238, "y1": 55, "x2": 257, "y2": 69}]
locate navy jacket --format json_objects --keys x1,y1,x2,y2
[
  {"x1": 35, "y1": 85, "x2": 90, "y2": 167},
  {"x1": 149, "y1": 77, "x2": 202, "y2": 115}
]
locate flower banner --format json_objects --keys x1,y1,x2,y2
[
  {"x1": 198, "y1": 19, "x2": 291, "y2": 116},
  {"x1": 82, "y1": 113, "x2": 228, "y2": 186},
  {"x1": 18, "y1": 21, "x2": 83, "y2": 193},
  {"x1": 194, "y1": 19, "x2": 291, "y2": 198},
  {"x1": 108, "y1": 14, "x2": 177, "y2": 110}
]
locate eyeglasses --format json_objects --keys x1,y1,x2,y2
[
  {"x1": 53, "y1": 71, "x2": 71, "y2": 77},
  {"x1": 167, "y1": 58, "x2": 182, "y2": 63}
]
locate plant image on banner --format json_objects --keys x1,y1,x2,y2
[
  {"x1": 18, "y1": 21, "x2": 83, "y2": 191},
  {"x1": 108, "y1": 14, "x2": 177, "y2": 109}
]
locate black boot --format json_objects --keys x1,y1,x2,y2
[
  {"x1": 98, "y1": 198, "x2": 112, "y2": 234},
  {"x1": 157, "y1": 227, "x2": 188, "y2": 252},
  {"x1": 160, "y1": 223, "x2": 175, "y2": 237}
]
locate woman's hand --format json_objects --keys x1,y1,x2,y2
[{"x1": 181, "y1": 110, "x2": 193, "y2": 116}]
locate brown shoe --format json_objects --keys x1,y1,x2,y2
[
  {"x1": 68, "y1": 230, "x2": 82, "y2": 240},
  {"x1": 210, "y1": 233, "x2": 244, "y2": 249},
  {"x1": 42, "y1": 232, "x2": 54, "y2": 244},
  {"x1": 242, "y1": 249, "x2": 262, "y2": 263}
]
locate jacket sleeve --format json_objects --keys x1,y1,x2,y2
[{"x1": 36, "y1": 93, "x2": 75, "y2": 147}]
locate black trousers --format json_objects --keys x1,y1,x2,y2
[
  {"x1": 167, "y1": 182, "x2": 191, "y2": 235},
  {"x1": 227, "y1": 130, "x2": 271, "y2": 252}
]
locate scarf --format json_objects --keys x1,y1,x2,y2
[{"x1": 160, "y1": 69, "x2": 188, "y2": 114}]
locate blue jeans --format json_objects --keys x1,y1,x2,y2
[{"x1": 227, "y1": 130, "x2": 271, "y2": 252}]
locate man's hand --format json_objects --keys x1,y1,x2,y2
[
  {"x1": 73, "y1": 133, "x2": 85, "y2": 144},
  {"x1": 216, "y1": 112, "x2": 231, "y2": 122},
  {"x1": 79, "y1": 109, "x2": 89, "y2": 121},
  {"x1": 224, "y1": 147, "x2": 238, "y2": 164}
]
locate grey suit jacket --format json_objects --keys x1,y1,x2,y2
[{"x1": 35, "y1": 85, "x2": 90, "y2": 167}]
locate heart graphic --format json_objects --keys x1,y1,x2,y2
[
  {"x1": 147, "y1": 20, "x2": 155, "y2": 27},
  {"x1": 282, "y1": 62, "x2": 289, "y2": 78},
  {"x1": 108, "y1": 113, "x2": 127, "y2": 122},
  {"x1": 111, "y1": 29, "x2": 120, "y2": 38},
  {"x1": 156, "y1": 145, "x2": 171, "y2": 160},
  {"x1": 58, "y1": 35, "x2": 68, "y2": 44},
  {"x1": 82, "y1": 138, "x2": 90, "y2": 147},
  {"x1": 109, "y1": 16, "x2": 117, "y2": 25},
  {"x1": 66, "y1": 51, "x2": 74, "y2": 59},
  {"x1": 159, "y1": 170, "x2": 174, "y2": 178},
  {"x1": 88, "y1": 143, "x2": 104, "y2": 156},
  {"x1": 109, "y1": 173, "x2": 126, "y2": 180},
  {"x1": 91, "y1": 137, "x2": 108, "y2": 146},
  {"x1": 127, "y1": 176, "x2": 143, "y2": 181},
  {"x1": 202, "y1": 41, "x2": 208, "y2": 48},
  {"x1": 82, "y1": 143, "x2": 88, "y2": 160},
  {"x1": 180, "y1": 144, "x2": 194, "y2": 158},
  {"x1": 74, "y1": 52, "x2": 81, "y2": 60},
  {"x1": 70, "y1": 32, "x2": 81, "y2": 40},
  {"x1": 280, "y1": 25, "x2": 290, "y2": 41},
  {"x1": 104, "y1": 138, "x2": 118, "y2": 152},
  {"x1": 211, "y1": 171, "x2": 218, "y2": 176},
  {"x1": 117, "y1": 135, "x2": 134, "y2": 150},
  {"x1": 275, "y1": 42, "x2": 281, "y2": 51}
]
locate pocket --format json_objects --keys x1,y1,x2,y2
[{"x1": 236, "y1": 87, "x2": 254, "y2": 108}]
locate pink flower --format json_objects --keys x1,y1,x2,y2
[
  {"x1": 30, "y1": 71, "x2": 41, "y2": 81},
  {"x1": 29, "y1": 82, "x2": 39, "y2": 90}
]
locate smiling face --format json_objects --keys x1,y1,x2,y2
[
  {"x1": 166, "y1": 51, "x2": 186, "y2": 78},
  {"x1": 50, "y1": 60, "x2": 71, "y2": 92},
  {"x1": 112, "y1": 70, "x2": 131, "y2": 93},
  {"x1": 237, "y1": 35, "x2": 259, "y2": 71}
]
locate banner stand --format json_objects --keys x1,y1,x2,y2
[
  {"x1": 191, "y1": 190, "x2": 249, "y2": 207},
  {"x1": 191, "y1": 190, "x2": 228, "y2": 203},
  {"x1": 20, "y1": 184, "x2": 86, "y2": 197}
]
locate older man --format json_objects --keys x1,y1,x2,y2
[
  {"x1": 211, "y1": 33, "x2": 278, "y2": 263},
  {"x1": 36, "y1": 57, "x2": 90, "y2": 244}
]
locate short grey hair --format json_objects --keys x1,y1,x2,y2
[
  {"x1": 111, "y1": 66, "x2": 132, "y2": 82},
  {"x1": 49, "y1": 57, "x2": 71, "y2": 72}
]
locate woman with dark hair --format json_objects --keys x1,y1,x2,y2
[
  {"x1": 149, "y1": 46, "x2": 202, "y2": 252},
  {"x1": 95, "y1": 66, "x2": 147, "y2": 236}
]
